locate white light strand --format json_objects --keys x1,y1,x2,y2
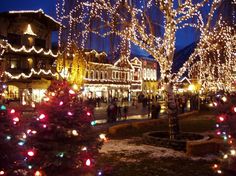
[{"x1": 5, "y1": 68, "x2": 58, "y2": 79}]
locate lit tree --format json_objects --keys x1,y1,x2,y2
[
  {"x1": 211, "y1": 94, "x2": 236, "y2": 175},
  {"x1": 56, "y1": 0, "x2": 225, "y2": 139},
  {"x1": 176, "y1": 1, "x2": 236, "y2": 92},
  {"x1": 24, "y1": 80, "x2": 103, "y2": 176},
  {"x1": 0, "y1": 106, "x2": 26, "y2": 175}
]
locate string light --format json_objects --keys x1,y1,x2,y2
[
  {"x1": 5, "y1": 68, "x2": 58, "y2": 79},
  {"x1": 56, "y1": 0, "x2": 215, "y2": 82}
]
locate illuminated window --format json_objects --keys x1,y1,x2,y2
[
  {"x1": 105, "y1": 71, "x2": 108, "y2": 79},
  {"x1": 10, "y1": 60, "x2": 17, "y2": 69},
  {"x1": 96, "y1": 71, "x2": 99, "y2": 79},
  {"x1": 100, "y1": 71, "x2": 104, "y2": 79},
  {"x1": 27, "y1": 58, "x2": 33, "y2": 69},
  {"x1": 8, "y1": 85, "x2": 19, "y2": 99},
  {"x1": 90, "y1": 70, "x2": 94, "y2": 79}
]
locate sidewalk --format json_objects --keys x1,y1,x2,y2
[{"x1": 93, "y1": 110, "x2": 199, "y2": 133}]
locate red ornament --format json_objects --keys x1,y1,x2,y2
[
  {"x1": 27, "y1": 150, "x2": 35, "y2": 157},
  {"x1": 85, "y1": 159, "x2": 91, "y2": 166}
]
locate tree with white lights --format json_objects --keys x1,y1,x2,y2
[
  {"x1": 56, "y1": 0, "x2": 231, "y2": 139},
  {"x1": 177, "y1": 1, "x2": 236, "y2": 93}
]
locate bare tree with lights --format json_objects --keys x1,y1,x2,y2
[
  {"x1": 176, "y1": 1, "x2": 236, "y2": 93},
  {"x1": 56, "y1": 0, "x2": 228, "y2": 139}
]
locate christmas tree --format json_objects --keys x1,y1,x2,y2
[
  {"x1": 212, "y1": 93, "x2": 236, "y2": 175},
  {"x1": 0, "y1": 105, "x2": 26, "y2": 175},
  {"x1": 24, "y1": 80, "x2": 103, "y2": 176}
]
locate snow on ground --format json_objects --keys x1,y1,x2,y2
[{"x1": 100, "y1": 138, "x2": 217, "y2": 162}]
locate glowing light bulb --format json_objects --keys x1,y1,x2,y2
[
  {"x1": 72, "y1": 130, "x2": 78, "y2": 136},
  {"x1": 82, "y1": 147, "x2": 87, "y2": 151},
  {"x1": 230, "y1": 150, "x2": 236, "y2": 156},
  {"x1": 222, "y1": 97, "x2": 227, "y2": 102},
  {"x1": 99, "y1": 133, "x2": 106, "y2": 140},
  {"x1": 86, "y1": 159, "x2": 91, "y2": 166},
  {"x1": 10, "y1": 109, "x2": 15, "y2": 114},
  {"x1": 233, "y1": 107, "x2": 236, "y2": 113},
  {"x1": 13, "y1": 117, "x2": 19, "y2": 122},
  {"x1": 27, "y1": 150, "x2": 34, "y2": 157},
  {"x1": 223, "y1": 154, "x2": 228, "y2": 159},
  {"x1": 69, "y1": 89, "x2": 75, "y2": 94},
  {"x1": 68, "y1": 112, "x2": 73, "y2": 116},
  {"x1": 87, "y1": 112, "x2": 91, "y2": 116},
  {"x1": 34, "y1": 171, "x2": 42, "y2": 176},
  {"x1": 39, "y1": 114, "x2": 45, "y2": 120},
  {"x1": 0, "y1": 171, "x2": 4, "y2": 175},
  {"x1": 219, "y1": 116, "x2": 224, "y2": 122},
  {"x1": 213, "y1": 164, "x2": 218, "y2": 169},
  {"x1": 59, "y1": 101, "x2": 63, "y2": 106}
]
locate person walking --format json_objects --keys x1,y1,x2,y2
[{"x1": 123, "y1": 106, "x2": 128, "y2": 120}]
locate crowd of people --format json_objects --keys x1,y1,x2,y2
[{"x1": 83, "y1": 92, "x2": 201, "y2": 123}]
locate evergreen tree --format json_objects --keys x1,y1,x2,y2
[
  {"x1": 212, "y1": 93, "x2": 236, "y2": 175},
  {"x1": 0, "y1": 105, "x2": 26, "y2": 175},
  {"x1": 25, "y1": 80, "x2": 103, "y2": 176}
]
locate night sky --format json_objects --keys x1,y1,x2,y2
[{"x1": 0, "y1": 0, "x2": 200, "y2": 56}]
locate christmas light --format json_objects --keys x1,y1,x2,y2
[
  {"x1": 72, "y1": 130, "x2": 78, "y2": 136},
  {"x1": 230, "y1": 149, "x2": 236, "y2": 156},
  {"x1": 6, "y1": 135, "x2": 11, "y2": 140},
  {"x1": 82, "y1": 147, "x2": 87, "y2": 151},
  {"x1": 85, "y1": 159, "x2": 91, "y2": 166},
  {"x1": 39, "y1": 114, "x2": 46, "y2": 120},
  {"x1": 24, "y1": 24, "x2": 37, "y2": 36},
  {"x1": 59, "y1": 101, "x2": 64, "y2": 106},
  {"x1": 18, "y1": 141, "x2": 25, "y2": 146},
  {"x1": 222, "y1": 97, "x2": 227, "y2": 102},
  {"x1": 218, "y1": 116, "x2": 225, "y2": 122},
  {"x1": 0, "y1": 43, "x2": 59, "y2": 57},
  {"x1": 67, "y1": 112, "x2": 73, "y2": 116},
  {"x1": 5, "y1": 68, "x2": 58, "y2": 80},
  {"x1": 27, "y1": 150, "x2": 35, "y2": 157},
  {"x1": 13, "y1": 117, "x2": 19, "y2": 122},
  {"x1": 233, "y1": 107, "x2": 236, "y2": 113},
  {"x1": 91, "y1": 121, "x2": 96, "y2": 126},
  {"x1": 0, "y1": 171, "x2": 4, "y2": 175},
  {"x1": 34, "y1": 170, "x2": 42, "y2": 176},
  {"x1": 69, "y1": 89, "x2": 75, "y2": 95},
  {"x1": 0, "y1": 105, "x2": 6, "y2": 110},
  {"x1": 10, "y1": 109, "x2": 15, "y2": 114}
]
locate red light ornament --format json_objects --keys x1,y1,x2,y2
[
  {"x1": 85, "y1": 159, "x2": 91, "y2": 166},
  {"x1": 10, "y1": 109, "x2": 15, "y2": 114},
  {"x1": 27, "y1": 150, "x2": 35, "y2": 157},
  {"x1": 69, "y1": 89, "x2": 75, "y2": 95},
  {"x1": 34, "y1": 170, "x2": 42, "y2": 176},
  {"x1": 218, "y1": 116, "x2": 225, "y2": 122},
  {"x1": 87, "y1": 112, "x2": 91, "y2": 116},
  {"x1": 39, "y1": 114, "x2": 46, "y2": 120},
  {"x1": 232, "y1": 106, "x2": 236, "y2": 113},
  {"x1": 13, "y1": 117, "x2": 19, "y2": 122}
]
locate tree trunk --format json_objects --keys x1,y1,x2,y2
[{"x1": 164, "y1": 81, "x2": 179, "y2": 140}]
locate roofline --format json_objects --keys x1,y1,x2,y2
[{"x1": 8, "y1": 9, "x2": 61, "y2": 26}]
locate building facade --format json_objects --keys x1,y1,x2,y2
[
  {"x1": 80, "y1": 51, "x2": 158, "y2": 101},
  {"x1": 0, "y1": 9, "x2": 60, "y2": 103}
]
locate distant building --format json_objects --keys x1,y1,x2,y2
[
  {"x1": 140, "y1": 58, "x2": 158, "y2": 97},
  {"x1": 0, "y1": 9, "x2": 60, "y2": 103},
  {"x1": 80, "y1": 51, "x2": 158, "y2": 101}
]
